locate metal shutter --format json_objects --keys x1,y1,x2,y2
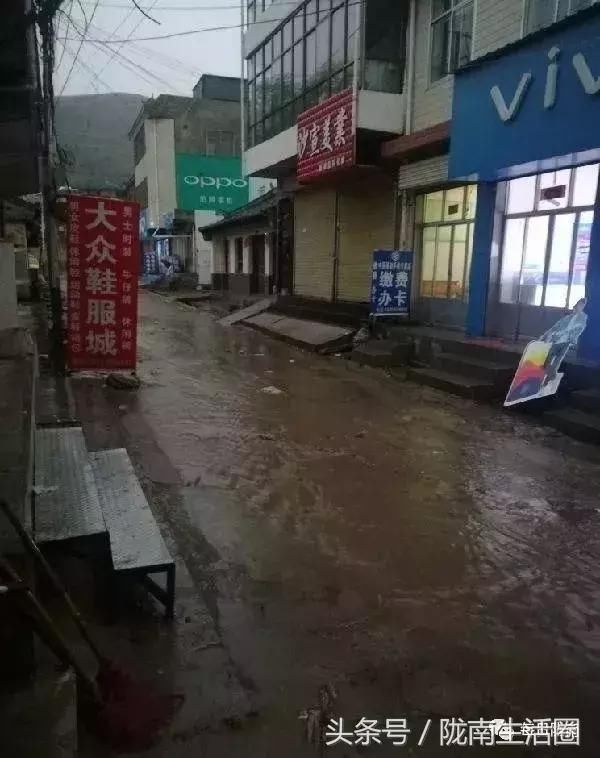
[
  {"x1": 294, "y1": 187, "x2": 336, "y2": 300},
  {"x1": 336, "y1": 174, "x2": 396, "y2": 302},
  {"x1": 398, "y1": 155, "x2": 449, "y2": 191}
]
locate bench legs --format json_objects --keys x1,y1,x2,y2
[{"x1": 139, "y1": 564, "x2": 176, "y2": 620}]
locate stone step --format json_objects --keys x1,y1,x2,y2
[
  {"x1": 351, "y1": 339, "x2": 411, "y2": 368},
  {"x1": 569, "y1": 387, "x2": 600, "y2": 415},
  {"x1": 406, "y1": 367, "x2": 497, "y2": 400},
  {"x1": 544, "y1": 407, "x2": 600, "y2": 444},
  {"x1": 434, "y1": 336, "x2": 520, "y2": 367},
  {"x1": 436, "y1": 352, "x2": 515, "y2": 385}
]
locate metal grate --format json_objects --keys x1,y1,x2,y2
[
  {"x1": 89, "y1": 449, "x2": 173, "y2": 572},
  {"x1": 34, "y1": 427, "x2": 106, "y2": 543}
]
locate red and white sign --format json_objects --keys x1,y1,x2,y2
[
  {"x1": 297, "y1": 88, "x2": 355, "y2": 182},
  {"x1": 67, "y1": 195, "x2": 140, "y2": 371}
]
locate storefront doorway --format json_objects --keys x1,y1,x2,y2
[
  {"x1": 489, "y1": 164, "x2": 599, "y2": 340},
  {"x1": 415, "y1": 185, "x2": 476, "y2": 328}
]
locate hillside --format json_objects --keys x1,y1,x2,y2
[{"x1": 55, "y1": 93, "x2": 146, "y2": 192}]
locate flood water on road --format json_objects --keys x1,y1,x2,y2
[{"x1": 76, "y1": 292, "x2": 600, "y2": 756}]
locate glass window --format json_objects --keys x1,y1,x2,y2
[
  {"x1": 256, "y1": 47, "x2": 264, "y2": 74},
  {"x1": 264, "y1": 65, "x2": 272, "y2": 114},
  {"x1": 421, "y1": 227, "x2": 436, "y2": 297},
  {"x1": 520, "y1": 216, "x2": 550, "y2": 306},
  {"x1": 434, "y1": 226, "x2": 452, "y2": 298},
  {"x1": 271, "y1": 58, "x2": 282, "y2": 110},
  {"x1": 500, "y1": 218, "x2": 527, "y2": 304},
  {"x1": 283, "y1": 20, "x2": 293, "y2": 50},
  {"x1": 316, "y1": 16, "x2": 330, "y2": 82},
  {"x1": 306, "y1": 0, "x2": 317, "y2": 31},
  {"x1": 306, "y1": 30, "x2": 317, "y2": 90},
  {"x1": 430, "y1": 14, "x2": 450, "y2": 81},
  {"x1": 537, "y1": 169, "x2": 570, "y2": 211},
  {"x1": 293, "y1": 9, "x2": 304, "y2": 41},
  {"x1": 331, "y1": 5, "x2": 345, "y2": 70},
  {"x1": 283, "y1": 49, "x2": 293, "y2": 102},
  {"x1": 506, "y1": 175, "x2": 536, "y2": 214},
  {"x1": 255, "y1": 71, "x2": 264, "y2": 122},
  {"x1": 292, "y1": 42, "x2": 303, "y2": 98},
  {"x1": 525, "y1": 0, "x2": 594, "y2": 34},
  {"x1": 424, "y1": 191, "x2": 444, "y2": 222},
  {"x1": 465, "y1": 184, "x2": 477, "y2": 219},
  {"x1": 247, "y1": 55, "x2": 255, "y2": 81},
  {"x1": 545, "y1": 213, "x2": 575, "y2": 308},
  {"x1": 273, "y1": 31, "x2": 282, "y2": 60},
  {"x1": 430, "y1": 0, "x2": 473, "y2": 82},
  {"x1": 573, "y1": 163, "x2": 600, "y2": 207},
  {"x1": 247, "y1": 0, "x2": 256, "y2": 24},
  {"x1": 451, "y1": 224, "x2": 468, "y2": 299},
  {"x1": 347, "y1": 0, "x2": 359, "y2": 62},
  {"x1": 443, "y1": 186, "x2": 465, "y2": 221},
  {"x1": 571, "y1": 211, "x2": 593, "y2": 307},
  {"x1": 264, "y1": 39, "x2": 273, "y2": 67}
]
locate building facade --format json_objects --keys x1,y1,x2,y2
[
  {"x1": 129, "y1": 75, "x2": 246, "y2": 283},
  {"x1": 242, "y1": 0, "x2": 407, "y2": 306},
  {"x1": 384, "y1": 0, "x2": 600, "y2": 361}
]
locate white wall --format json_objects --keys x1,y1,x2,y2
[
  {"x1": 194, "y1": 210, "x2": 221, "y2": 285},
  {"x1": 410, "y1": 0, "x2": 526, "y2": 133},
  {"x1": 134, "y1": 119, "x2": 177, "y2": 228}
]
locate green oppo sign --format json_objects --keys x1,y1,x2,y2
[{"x1": 175, "y1": 154, "x2": 249, "y2": 212}]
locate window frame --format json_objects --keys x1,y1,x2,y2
[
  {"x1": 245, "y1": 0, "x2": 356, "y2": 148},
  {"x1": 523, "y1": 0, "x2": 597, "y2": 35},
  {"x1": 428, "y1": 0, "x2": 474, "y2": 84},
  {"x1": 417, "y1": 185, "x2": 477, "y2": 302}
]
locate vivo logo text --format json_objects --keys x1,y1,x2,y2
[{"x1": 490, "y1": 47, "x2": 600, "y2": 123}]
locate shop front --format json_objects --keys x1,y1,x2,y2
[{"x1": 449, "y1": 5, "x2": 600, "y2": 360}]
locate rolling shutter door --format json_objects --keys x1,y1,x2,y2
[
  {"x1": 336, "y1": 175, "x2": 395, "y2": 302},
  {"x1": 294, "y1": 187, "x2": 336, "y2": 300}
]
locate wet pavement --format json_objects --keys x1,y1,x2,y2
[{"x1": 73, "y1": 291, "x2": 600, "y2": 756}]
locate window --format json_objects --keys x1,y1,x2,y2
[
  {"x1": 246, "y1": 0, "x2": 357, "y2": 147},
  {"x1": 430, "y1": 0, "x2": 473, "y2": 82},
  {"x1": 235, "y1": 238, "x2": 244, "y2": 274},
  {"x1": 499, "y1": 165, "x2": 599, "y2": 309},
  {"x1": 418, "y1": 185, "x2": 477, "y2": 300},
  {"x1": 247, "y1": 0, "x2": 256, "y2": 24},
  {"x1": 206, "y1": 131, "x2": 236, "y2": 156},
  {"x1": 524, "y1": 0, "x2": 596, "y2": 34}
]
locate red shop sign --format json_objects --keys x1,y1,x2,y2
[
  {"x1": 67, "y1": 194, "x2": 140, "y2": 371},
  {"x1": 297, "y1": 88, "x2": 355, "y2": 182}
]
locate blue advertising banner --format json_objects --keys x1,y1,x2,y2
[
  {"x1": 370, "y1": 250, "x2": 413, "y2": 317},
  {"x1": 449, "y1": 7, "x2": 600, "y2": 180}
]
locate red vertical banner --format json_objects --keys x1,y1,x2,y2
[{"x1": 67, "y1": 195, "x2": 140, "y2": 371}]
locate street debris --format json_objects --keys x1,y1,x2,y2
[
  {"x1": 299, "y1": 682, "x2": 338, "y2": 752},
  {"x1": 106, "y1": 373, "x2": 141, "y2": 390},
  {"x1": 261, "y1": 385, "x2": 283, "y2": 395}
]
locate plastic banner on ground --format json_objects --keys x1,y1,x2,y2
[
  {"x1": 370, "y1": 250, "x2": 413, "y2": 318},
  {"x1": 504, "y1": 300, "x2": 588, "y2": 407},
  {"x1": 67, "y1": 195, "x2": 140, "y2": 371}
]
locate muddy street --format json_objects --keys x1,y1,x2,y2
[{"x1": 73, "y1": 291, "x2": 600, "y2": 756}]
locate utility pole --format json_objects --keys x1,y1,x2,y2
[{"x1": 37, "y1": 1, "x2": 65, "y2": 371}]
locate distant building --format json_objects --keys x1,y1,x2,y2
[{"x1": 129, "y1": 74, "x2": 245, "y2": 284}]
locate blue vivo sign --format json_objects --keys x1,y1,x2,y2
[{"x1": 449, "y1": 8, "x2": 600, "y2": 180}]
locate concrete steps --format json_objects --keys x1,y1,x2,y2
[
  {"x1": 435, "y1": 353, "x2": 515, "y2": 385},
  {"x1": 569, "y1": 387, "x2": 600, "y2": 414},
  {"x1": 544, "y1": 407, "x2": 600, "y2": 444},
  {"x1": 406, "y1": 366, "x2": 497, "y2": 400},
  {"x1": 351, "y1": 339, "x2": 412, "y2": 368}
]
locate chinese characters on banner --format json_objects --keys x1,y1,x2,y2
[
  {"x1": 67, "y1": 195, "x2": 140, "y2": 371},
  {"x1": 297, "y1": 89, "x2": 355, "y2": 182},
  {"x1": 370, "y1": 250, "x2": 413, "y2": 317}
]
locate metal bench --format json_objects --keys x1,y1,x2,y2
[
  {"x1": 88, "y1": 448, "x2": 175, "y2": 619},
  {"x1": 34, "y1": 427, "x2": 105, "y2": 543}
]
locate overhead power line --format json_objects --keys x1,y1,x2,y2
[
  {"x1": 59, "y1": 0, "x2": 101, "y2": 95},
  {"x1": 66, "y1": 2, "x2": 362, "y2": 43}
]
